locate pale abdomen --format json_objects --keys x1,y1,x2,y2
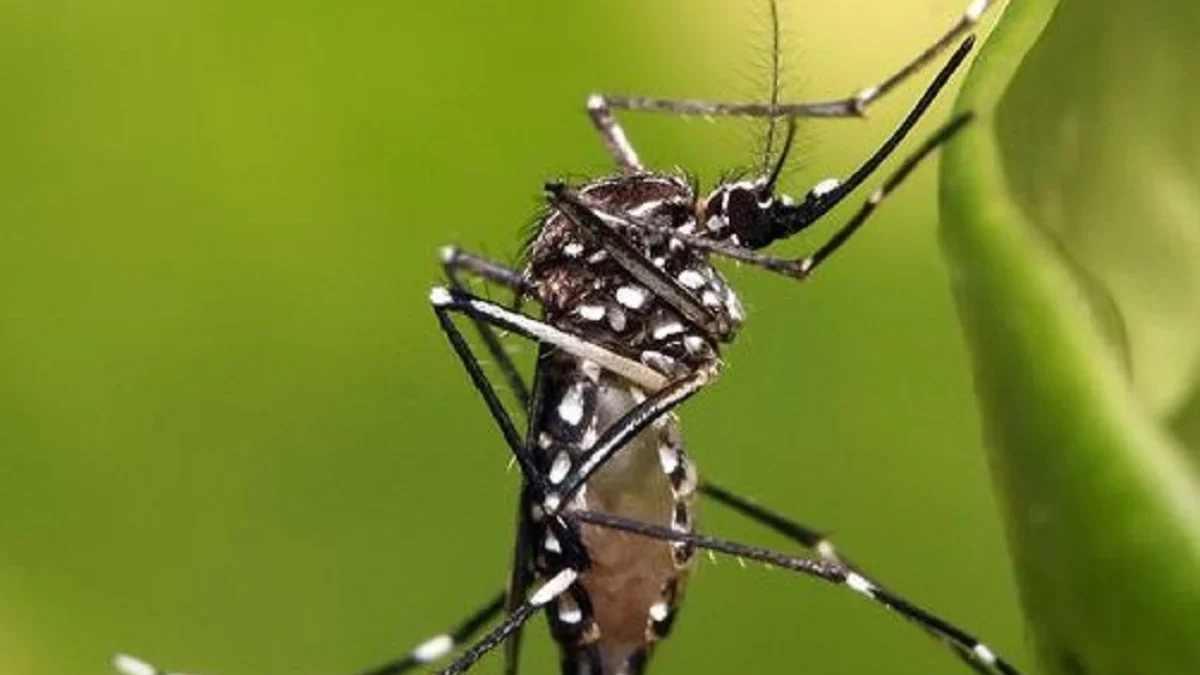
[{"x1": 534, "y1": 359, "x2": 698, "y2": 675}]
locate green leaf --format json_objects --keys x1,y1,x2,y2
[{"x1": 939, "y1": 1, "x2": 1200, "y2": 674}]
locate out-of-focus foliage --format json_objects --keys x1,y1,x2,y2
[
  {"x1": 941, "y1": 0, "x2": 1200, "y2": 673},
  {"x1": 0, "y1": 2, "x2": 1023, "y2": 675}
]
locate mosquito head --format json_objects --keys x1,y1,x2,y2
[
  {"x1": 700, "y1": 177, "x2": 791, "y2": 250},
  {"x1": 699, "y1": 117, "x2": 818, "y2": 251}
]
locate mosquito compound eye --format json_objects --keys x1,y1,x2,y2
[
  {"x1": 723, "y1": 187, "x2": 757, "y2": 224},
  {"x1": 722, "y1": 187, "x2": 775, "y2": 248}
]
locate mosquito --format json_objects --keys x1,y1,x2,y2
[{"x1": 115, "y1": 2, "x2": 1021, "y2": 675}]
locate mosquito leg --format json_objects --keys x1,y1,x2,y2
[
  {"x1": 347, "y1": 592, "x2": 508, "y2": 675},
  {"x1": 699, "y1": 480, "x2": 998, "y2": 675},
  {"x1": 700, "y1": 481, "x2": 840, "y2": 561},
  {"x1": 431, "y1": 287, "x2": 668, "y2": 392},
  {"x1": 441, "y1": 246, "x2": 529, "y2": 294},
  {"x1": 437, "y1": 568, "x2": 581, "y2": 675},
  {"x1": 545, "y1": 184, "x2": 730, "y2": 339},
  {"x1": 502, "y1": 489, "x2": 537, "y2": 675},
  {"x1": 547, "y1": 362, "x2": 718, "y2": 513},
  {"x1": 441, "y1": 246, "x2": 533, "y2": 408},
  {"x1": 570, "y1": 510, "x2": 1022, "y2": 675},
  {"x1": 586, "y1": 94, "x2": 644, "y2": 173},
  {"x1": 592, "y1": 1, "x2": 994, "y2": 121},
  {"x1": 800, "y1": 0, "x2": 994, "y2": 117}
]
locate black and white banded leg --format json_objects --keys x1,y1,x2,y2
[
  {"x1": 112, "y1": 595, "x2": 511, "y2": 675},
  {"x1": 353, "y1": 592, "x2": 508, "y2": 675},
  {"x1": 333, "y1": 521, "x2": 538, "y2": 675},
  {"x1": 435, "y1": 568, "x2": 581, "y2": 675},
  {"x1": 700, "y1": 481, "x2": 998, "y2": 675},
  {"x1": 570, "y1": 510, "x2": 1022, "y2": 675},
  {"x1": 111, "y1": 571, "x2": 581, "y2": 675}
]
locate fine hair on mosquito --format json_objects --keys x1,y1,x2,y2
[{"x1": 115, "y1": 2, "x2": 1022, "y2": 675}]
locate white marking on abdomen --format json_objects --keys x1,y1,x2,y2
[{"x1": 558, "y1": 383, "x2": 585, "y2": 425}]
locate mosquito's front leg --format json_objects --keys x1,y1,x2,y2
[
  {"x1": 699, "y1": 481, "x2": 1006, "y2": 675},
  {"x1": 593, "y1": 0, "x2": 995, "y2": 124},
  {"x1": 823, "y1": 0, "x2": 993, "y2": 117}
]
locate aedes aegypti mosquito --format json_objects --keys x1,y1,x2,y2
[{"x1": 115, "y1": 2, "x2": 1022, "y2": 675}]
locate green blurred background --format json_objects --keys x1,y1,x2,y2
[{"x1": 0, "y1": 1, "x2": 1026, "y2": 674}]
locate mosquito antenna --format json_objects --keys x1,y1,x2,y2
[
  {"x1": 762, "y1": 117, "x2": 797, "y2": 196},
  {"x1": 759, "y1": 0, "x2": 783, "y2": 172}
]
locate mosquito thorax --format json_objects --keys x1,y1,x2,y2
[{"x1": 524, "y1": 173, "x2": 745, "y2": 378}]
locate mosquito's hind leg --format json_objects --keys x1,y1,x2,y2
[
  {"x1": 699, "y1": 481, "x2": 844, "y2": 562},
  {"x1": 351, "y1": 593, "x2": 507, "y2": 675},
  {"x1": 112, "y1": 595, "x2": 509, "y2": 675},
  {"x1": 699, "y1": 481, "x2": 1002, "y2": 675},
  {"x1": 438, "y1": 568, "x2": 582, "y2": 675},
  {"x1": 571, "y1": 510, "x2": 1023, "y2": 675},
  {"x1": 349, "y1": 571, "x2": 578, "y2": 675}
]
